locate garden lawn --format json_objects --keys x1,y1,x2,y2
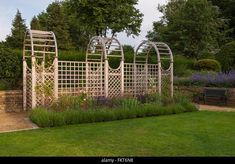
[{"x1": 0, "y1": 111, "x2": 235, "y2": 156}]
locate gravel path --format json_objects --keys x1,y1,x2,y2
[
  {"x1": 199, "y1": 104, "x2": 235, "y2": 112},
  {"x1": 0, "y1": 111, "x2": 38, "y2": 133}
]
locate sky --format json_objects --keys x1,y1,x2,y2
[{"x1": 0, "y1": 0, "x2": 168, "y2": 48}]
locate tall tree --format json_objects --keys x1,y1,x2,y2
[
  {"x1": 6, "y1": 9, "x2": 27, "y2": 49},
  {"x1": 147, "y1": 0, "x2": 225, "y2": 59},
  {"x1": 65, "y1": 0, "x2": 143, "y2": 37},
  {"x1": 30, "y1": 16, "x2": 41, "y2": 30},
  {"x1": 209, "y1": 0, "x2": 235, "y2": 39},
  {"x1": 37, "y1": 11, "x2": 48, "y2": 31},
  {"x1": 46, "y1": 1, "x2": 74, "y2": 50}
]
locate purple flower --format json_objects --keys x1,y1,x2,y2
[{"x1": 189, "y1": 71, "x2": 235, "y2": 87}]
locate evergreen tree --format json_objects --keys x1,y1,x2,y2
[
  {"x1": 30, "y1": 16, "x2": 41, "y2": 30},
  {"x1": 37, "y1": 12, "x2": 48, "y2": 31},
  {"x1": 46, "y1": 2, "x2": 74, "y2": 50},
  {"x1": 6, "y1": 9, "x2": 27, "y2": 49}
]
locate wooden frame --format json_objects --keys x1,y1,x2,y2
[{"x1": 23, "y1": 30, "x2": 173, "y2": 110}]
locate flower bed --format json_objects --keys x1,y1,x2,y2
[
  {"x1": 29, "y1": 93, "x2": 198, "y2": 127},
  {"x1": 174, "y1": 71, "x2": 235, "y2": 88}
]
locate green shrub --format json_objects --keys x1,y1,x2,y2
[
  {"x1": 194, "y1": 59, "x2": 221, "y2": 72},
  {"x1": 198, "y1": 53, "x2": 215, "y2": 60},
  {"x1": 0, "y1": 46, "x2": 22, "y2": 89},
  {"x1": 145, "y1": 93, "x2": 162, "y2": 105},
  {"x1": 174, "y1": 55, "x2": 195, "y2": 77},
  {"x1": 50, "y1": 112, "x2": 65, "y2": 126},
  {"x1": 50, "y1": 94, "x2": 89, "y2": 111},
  {"x1": 216, "y1": 41, "x2": 235, "y2": 73},
  {"x1": 120, "y1": 98, "x2": 140, "y2": 109},
  {"x1": 173, "y1": 91, "x2": 198, "y2": 112},
  {"x1": 58, "y1": 50, "x2": 85, "y2": 61},
  {"x1": 29, "y1": 108, "x2": 52, "y2": 127}
]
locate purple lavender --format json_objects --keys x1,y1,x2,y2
[
  {"x1": 174, "y1": 71, "x2": 235, "y2": 87},
  {"x1": 189, "y1": 71, "x2": 235, "y2": 87}
]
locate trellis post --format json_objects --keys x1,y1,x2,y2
[
  {"x1": 104, "y1": 58, "x2": 109, "y2": 97},
  {"x1": 23, "y1": 59, "x2": 27, "y2": 111},
  {"x1": 120, "y1": 59, "x2": 124, "y2": 96},
  {"x1": 31, "y1": 56, "x2": 36, "y2": 109},
  {"x1": 53, "y1": 31, "x2": 58, "y2": 100},
  {"x1": 170, "y1": 62, "x2": 174, "y2": 98},
  {"x1": 158, "y1": 62, "x2": 162, "y2": 96},
  {"x1": 54, "y1": 57, "x2": 58, "y2": 100},
  {"x1": 145, "y1": 63, "x2": 148, "y2": 94}
]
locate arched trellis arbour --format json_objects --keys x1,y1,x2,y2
[
  {"x1": 23, "y1": 30, "x2": 173, "y2": 110},
  {"x1": 23, "y1": 30, "x2": 58, "y2": 110},
  {"x1": 134, "y1": 40, "x2": 174, "y2": 97},
  {"x1": 86, "y1": 36, "x2": 124, "y2": 97}
]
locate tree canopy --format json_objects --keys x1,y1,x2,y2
[
  {"x1": 65, "y1": 0, "x2": 143, "y2": 37},
  {"x1": 30, "y1": 16, "x2": 41, "y2": 30},
  {"x1": 147, "y1": 0, "x2": 225, "y2": 59},
  {"x1": 210, "y1": 0, "x2": 235, "y2": 39}
]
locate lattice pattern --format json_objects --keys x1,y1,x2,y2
[
  {"x1": 148, "y1": 64, "x2": 158, "y2": 94},
  {"x1": 108, "y1": 66, "x2": 121, "y2": 97},
  {"x1": 86, "y1": 62, "x2": 104, "y2": 97},
  {"x1": 58, "y1": 61, "x2": 86, "y2": 96},
  {"x1": 161, "y1": 69, "x2": 171, "y2": 97},
  {"x1": 23, "y1": 30, "x2": 58, "y2": 110},
  {"x1": 26, "y1": 67, "x2": 32, "y2": 110},
  {"x1": 124, "y1": 63, "x2": 134, "y2": 96},
  {"x1": 135, "y1": 64, "x2": 148, "y2": 95},
  {"x1": 35, "y1": 64, "x2": 55, "y2": 107},
  {"x1": 24, "y1": 33, "x2": 174, "y2": 110}
]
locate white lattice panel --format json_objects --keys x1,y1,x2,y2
[
  {"x1": 108, "y1": 66, "x2": 121, "y2": 97},
  {"x1": 161, "y1": 69, "x2": 171, "y2": 96},
  {"x1": 124, "y1": 63, "x2": 134, "y2": 96},
  {"x1": 58, "y1": 61, "x2": 86, "y2": 95},
  {"x1": 35, "y1": 64, "x2": 55, "y2": 107},
  {"x1": 26, "y1": 67, "x2": 32, "y2": 110},
  {"x1": 148, "y1": 64, "x2": 158, "y2": 93},
  {"x1": 87, "y1": 62, "x2": 104, "y2": 97},
  {"x1": 135, "y1": 64, "x2": 148, "y2": 95}
]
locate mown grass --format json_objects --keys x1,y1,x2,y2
[{"x1": 0, "y1": 111, "x2": 234, "y2": 156}]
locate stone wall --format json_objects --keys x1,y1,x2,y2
[{"x1": 0, "y1": 90, "x2": 23, "y2": 113}]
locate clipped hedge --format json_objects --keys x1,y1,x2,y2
[{"x1": 194, "y1": 59, "x2": 221, "y2": 72}]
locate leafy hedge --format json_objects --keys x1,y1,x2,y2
[
  {"x1": 0, "y1": 46, "x2": 22, "y2": 89},
  {"x1": 194, "y1": 59, "x2": 221, "y2": 72}
]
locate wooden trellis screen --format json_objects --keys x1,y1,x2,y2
[{"x1": 23, "y1": 30, "x2": 173, "y2": 110}]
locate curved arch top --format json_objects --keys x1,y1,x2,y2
[
  {"x1": 134, "y1": 40, "x2": 173, "y2": 67},
  {"x1": 86, "y1": 36, "x2": 124, "y2": 62},
  {"x1": 23, "y1": 29, "x2": 58, "y2": 61}
]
